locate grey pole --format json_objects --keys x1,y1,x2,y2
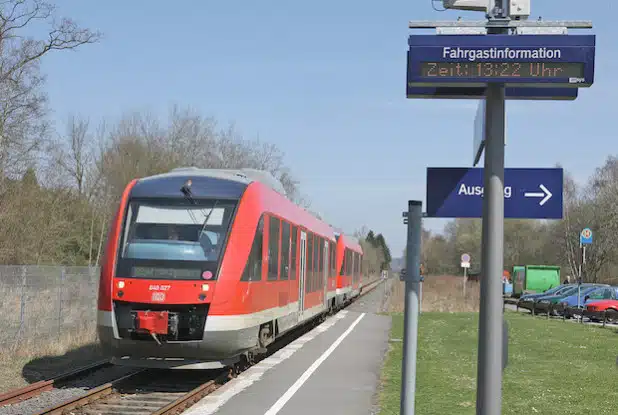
[
  {"x1": 475, "y1": 3, "x2": 508, "y2": 414},
  {"x1": 401, "y1": 200, "x2": 423, "y2": 415},
  {"x1": 476, "y1": 84, "x2": 506, "y2": 414}
]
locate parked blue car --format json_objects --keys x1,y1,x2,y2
[
  {"x1": 517, "y1": 284, "x2": 575, "y2": 311},
  {"x1": 560, "y1": 285, "x2": 618, "y2": 318},
  {"x1": 533, "y1": 284, "x2": 607, "y2": 315},
  {"x1": 519, "y1": 284, "x2": 570, "y2": 302}
]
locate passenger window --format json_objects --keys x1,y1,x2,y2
[
  {"x1": 268, "y1": 216, "x2": 280, "y2": 281},
  {"x1": 306, "y1": 233, "x2": 313, "y2": 293},
  {"x1": 318, "y1": 238, "x2": 323, "y2": 274},
  {"x1": 240, "y1": 215, "x2": 264, "y2": 282},
  {"x1": 290, "y1": 225, "x2": 297, "y2": 280},
  {"x1": 280, "y1": 221, "x2": 290, "y2": 280},
  {"x1": 312, "y1": 235, "x2": 318, "y2": 292}
]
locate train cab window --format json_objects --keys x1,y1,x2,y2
[
  {"x1": 345, "y1": 249, "x2": 352, "y2": 276},
  {"x1": 241, "y1": 215, "x2": 264, "y2": 282},
  {"x1": 117, "y1": 198, "x2": 237, "y2": 280},
  {"x1": 268, "y1": 216, "x2": 280, "y2": 281},
  {"x1": 280, "y1": 221, "x2": 291, "y2": 280},
  {"x1": 307, "y1": 233, "x2": 313, "y2": 293},
  {"x1": 290, "y1": 226, "x2": 297, "y2": 280}
]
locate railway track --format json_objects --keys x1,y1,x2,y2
[
  {"x1": 33, "y1": 369, "x2": 228, "y2": 415},
  {"x1": 25, "y1": 278, "x2": 384, "y2": 415},
  {"x1": 0, "y1": 360, "x2": 112, "y2": 407}
]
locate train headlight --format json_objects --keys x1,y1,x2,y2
[
  {"x1": 117, "y1": 281, "x2": 125, "y2": 289},
  {"x1": 202, "y1": 284, "x2": 210, "y2": 292}
]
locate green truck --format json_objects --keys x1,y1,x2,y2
[{"x1": 512, "y1": 265, "x2": 561, "y2": 298}]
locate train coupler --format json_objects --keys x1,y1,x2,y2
[{"x1": 132, "y1": 310, "x2": 180, "y2": 341}]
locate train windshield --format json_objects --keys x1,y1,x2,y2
[{"x1": 116, "y1": 198, "x2": 237, "y2": 280}]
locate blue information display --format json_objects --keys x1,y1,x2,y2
[
  {"x1": 407, "y1": 34, "x2": 595, "y2": 88},
  {"x1": 426, "y1": 167, "x2": 564, "y2": 219},
  {"x1": 407, "y1": 86, "x2": 578, "y2": 100}
]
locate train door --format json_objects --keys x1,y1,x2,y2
[
  {"x1": 323, "y1": 239, "x2": 329, "y2": 308},
  {"x1": 298, "y1": 231, "x2": 307, "y2": 318}
]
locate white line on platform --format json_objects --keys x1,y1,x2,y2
[
  {"x1": 263, "y1": 312, "x2": 366, "y2": 415},
  {"x1": 182, "y1": 311, "x2": 349, "y2": 415}
]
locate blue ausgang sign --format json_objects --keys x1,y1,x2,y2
[
  {"x1": 426, "y1": 167, "x2": 564, "y2": 219},
  {"x1": 407, "y1": 34, "x2": 596, "y2": 88},
  {"x1": 407, "y1": 86, "x2": 578, "y2": 100}
]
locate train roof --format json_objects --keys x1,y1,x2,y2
[{"x1": 130, "y1": 167, "x2": 288, "y2": 200}]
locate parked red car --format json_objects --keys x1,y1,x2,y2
[
  {"x1": 585, "y1": 300, "x2": 618, "y2": 322},
  {"x1": 586, "y1": 300, "x2": 618, "y2": 312}
]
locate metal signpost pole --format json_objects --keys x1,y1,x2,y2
[
  {"x1": 476, "y1": 2, "x2": 508, "y2": 414},
  {"x1": 401, "y1": 200, "x2": 423, "y2": 415},
  {"x1": 477, "y1": 82, "x2": 506, "y2": 415},
  {"x1": 578, "y1": 228, "x2": 593, "y2": 309},
  {"x1": 407, "y1": 1, "x2": 594, "y2": 414},
  {"x1": 578, "y1": 236, "x2": 582, "y2": 308},
  {"x1": 463, "y1": 267, "x2": 467, "y2": 297},
  {"x1": 419, "y1": 279, "x2": 423, "y2": 315}
]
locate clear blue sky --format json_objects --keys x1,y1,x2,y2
[{"x1": 41, "y1": 0, "x2": 615, "y2": 257}]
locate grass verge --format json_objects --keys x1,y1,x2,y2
[
  {"x1": 378, "y1": 312, "x2": 618, "y2": 415},
  {"x1": 0, "y1": 328, "x2": 102, "y2": 393},
  {"x1": 385, "y1": 276, "x2": 480, "y2": 313}
]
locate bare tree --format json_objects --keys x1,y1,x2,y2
[
  {"x1": 53, "y1": 115, "x2": 95, "y2": 194},
  {"x1": 0, "y1": 0, "x2": 101, "y2": 180}
]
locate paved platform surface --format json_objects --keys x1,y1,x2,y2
[{"x1": 184, "y1": 281, "x2": 392, "y2": 415}]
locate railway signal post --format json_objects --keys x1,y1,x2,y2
[{"x1": 407, "y1": 1, "x2": 594, "y2": 414}]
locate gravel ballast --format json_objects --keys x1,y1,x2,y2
[{"x1": 0, "y1": 365, "x2": 136, "y2": 415}]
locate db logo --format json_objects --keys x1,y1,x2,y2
[{"x1": 151, "y1": 292, "x2": 166, "y2": 302}]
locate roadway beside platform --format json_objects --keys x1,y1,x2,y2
[{"x1": 184, "y1": 279, "x2": 391, "y2": 415}]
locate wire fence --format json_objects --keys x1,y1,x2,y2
[
  {"x1": 0, "y1": 266, "x2": 385, "y2": 353},
  {"x1": 0, "y1": 265, "x2": 100, "y2": 351}
]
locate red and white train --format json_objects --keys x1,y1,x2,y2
[{"x1": 97, "y1": 167, "x2": 378, "y2": 369}]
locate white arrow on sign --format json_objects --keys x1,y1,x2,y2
[{"x1": 524, "y1": 184, "x2": 552, "y2": 206}]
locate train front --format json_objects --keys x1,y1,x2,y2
[{"x1": 96, "y1": 172, "x2": 250, "y2": 369}]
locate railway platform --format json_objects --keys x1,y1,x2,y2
[{"x1": 183, "y1": 282, "x2": 392, "y2": 415}]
